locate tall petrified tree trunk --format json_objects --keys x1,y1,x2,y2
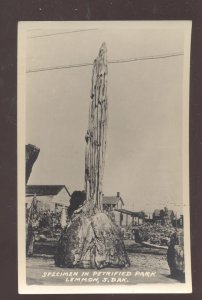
[
  {"x1": 85, "y1": 42, "x2": 108, "y2": 210},
  {"x1": 55, "y1": 43, "x2": 130, "y2": 269}
]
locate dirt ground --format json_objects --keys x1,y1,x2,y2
[{"x1": 26, "y1": 252, "x2": 183, "y2": 286}]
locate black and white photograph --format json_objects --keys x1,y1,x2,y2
[{"x1": 18, "y1": 21, "x2": 192, "y2": 293}]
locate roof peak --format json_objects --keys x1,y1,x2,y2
[{"x1": 26, "y1": 185, "x2": 71, "y2": 197}]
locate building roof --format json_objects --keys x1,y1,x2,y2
[
  {"x1": 103, "y1": 196, "x2": 124, "y2": 206},
  {"x1": 115, "y1": 208, "x2": 144, "y2": 218},
  {"x1": 26, "y1": 185, "x2": 71, "y2": 197}
]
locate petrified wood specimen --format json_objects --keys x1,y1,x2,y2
[
  {"x1": 55, "y1": 43, "x2": 130, "y2": 268},
  {"x1": 167, "y1": 230, "x2": 185, "y2": 281}
]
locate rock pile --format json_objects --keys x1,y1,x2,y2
[{"x1": 132, "y1": 223, "x2": 177, "y2": 246}]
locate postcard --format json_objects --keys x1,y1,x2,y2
[{"x1": 18, "y1": 21, "x2": 192, "y2": 293}]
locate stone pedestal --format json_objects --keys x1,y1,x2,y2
[{"x1": 55, "y1": 202, "x2": 130, "y2": 269}]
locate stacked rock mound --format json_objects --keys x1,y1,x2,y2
[{"x1": 55, "y1": 192, "x2": 130, "y2": 269}]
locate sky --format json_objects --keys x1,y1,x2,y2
[{"x1": 24, "y1": 22, "x2": 190, "y2": 215}]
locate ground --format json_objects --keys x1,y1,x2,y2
[{"x1": 26, "y1": 252, "x2": 183, "y2": 286}]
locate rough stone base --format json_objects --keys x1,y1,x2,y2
[{"x1": 55, "y1": 204, "x2": 130, "y2": 269}]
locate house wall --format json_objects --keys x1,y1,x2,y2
[
  {"x1": 52, "y1": 188, "x2": 70, "y2": 207},
  {"x1": 121, "y1": 213, "x2": 132, "y2": 227},
  {"x1": 25, "y1": 188, "x2": 70, "y2": 212},
  {"x1": 117, "y1": 200, "x2": 122, "y2": 209},
  {"x1": 121, "y1": 213, "x2": 126, "y2": 226},
  {"x1": 134, "y1": 216, "x2": 139, "y2": 225},
  {"x1": 139, "y1": 218, "x2": 143, "y2": 225},
  {"x1": 26, "y1": 195, "x2": 56, "y2": 211},
  {"x1": 103, "y1": 204, "x2": 116, "y2": 211},
  {"x1": 114, "y1": 210, "x2": 121, "y2": 225}
]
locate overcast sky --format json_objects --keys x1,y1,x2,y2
[{"x1": 24, "y1": 22, "x2": 190, "y2": 214}]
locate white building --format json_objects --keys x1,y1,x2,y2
[
  {"x1": 102, "y1": 192, "x2": 124, "y2": 211},
  {"x1": 26, "y1": 185, "x2": 71, "y2": 212}
]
